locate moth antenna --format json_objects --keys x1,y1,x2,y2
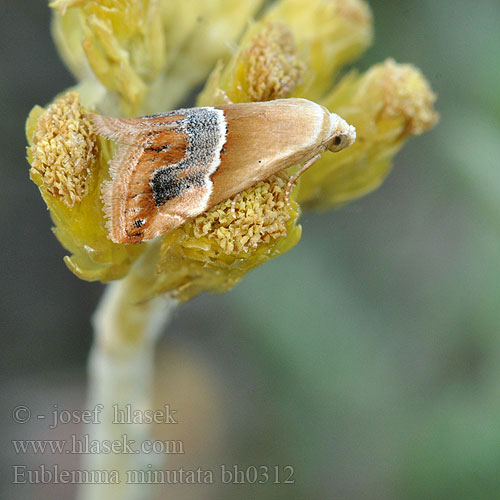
[{"x1": 285, "y1": 153, "x2": 322, "y2": 207}]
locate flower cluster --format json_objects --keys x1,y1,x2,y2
[{"x1": 27, "y1": 0, "x2": 438, "y2": 302}]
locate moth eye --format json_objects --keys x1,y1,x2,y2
[{"x1": 328, "y1": 134, "x2": 349, "y2": 152}]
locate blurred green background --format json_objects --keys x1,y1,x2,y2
[{"x1": 1, "y1": 0, "x2": 499, "y2": 499}]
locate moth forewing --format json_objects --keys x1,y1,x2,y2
[{"x1": 206, "y1": 99, "x2": 334, "y2": 206}]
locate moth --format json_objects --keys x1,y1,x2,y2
[{"x1": 90, "y1": 98, "x2": 356, "y2": 244}]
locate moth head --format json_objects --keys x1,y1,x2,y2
[{"x1": 327, "y1": 114, "x2": 356, "y2": 152}]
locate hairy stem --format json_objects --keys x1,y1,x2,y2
[{"x1": 78, "y1": 246, "x2": 177, "y2": 500}]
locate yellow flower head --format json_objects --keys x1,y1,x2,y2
[
  {"x1": 51, "y1": 0, "x2": 265, "y2": 114},
  {"x1": 27, "y1": 92, "x2": 144, "y2": 281},
  {"x1": 244, "y1": 23, "x2": 305, "y2": 102},
  {"x1": 51, "y1": 0, "x2": 165, "y2": 114},
  {"x1": 26, "y1": 0, "x2": 438, "y2": 302},
  {"x1": 199, "y1": 21, "x2": 304, "y2": 105},
  {"x1": 29, "y1": 92, "x2": 97, "y2": 207},
  {"x1": 262, "y1": 0, "x2": 374, "y2": 99},
  {"x1": 297, "y1": 59, "x2": 440, "y2": 209},
  {"x1": 150, "y1": 173, "x2": 301, "y2": 303}
]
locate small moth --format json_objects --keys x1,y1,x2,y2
[{"x1": 90, "y1": 98, "x2": 356, "y2": 244}]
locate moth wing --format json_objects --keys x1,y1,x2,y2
[
  {"x1": 90, "y1": 114, "x2": 179, "y2": 145},
  {"x1": 208, "y1": 98, "x2": 332, "y2": 207},
  {"x1": 92, "y1": 111, "x2": 223, "y2": 244}
]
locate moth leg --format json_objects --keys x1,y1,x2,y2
[
  {"x1": 285, "y1": 153, "x2": 322, "y2": 207},
  {"x1": 231, "y1": 192, "x2": 241, "y2": 217},
  {"x1": 216, "y1": 88, "x2": 234, "y2": 105}
]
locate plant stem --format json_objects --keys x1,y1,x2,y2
[{"x1": 78, "y1": 247, "x2": 177, "y2": 500}]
